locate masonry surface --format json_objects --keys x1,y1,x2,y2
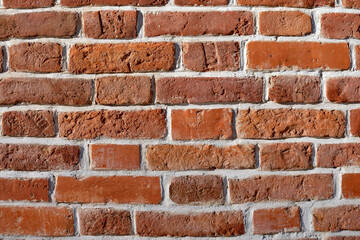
[{"x1": 0, "y1": 0, "x2": 360, "y2": 239}]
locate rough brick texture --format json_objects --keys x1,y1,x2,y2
[
  {"x1": 136, "y1": 211, "x2": 244, "y2": 237},
  {"x1": 253, "y1": 207, "x2": 301, "y2": 234},
  {"x1": 229, "y1": 174, "x2": 333, "y2": 203},
  {"x1": 169, "y1": 175, "x2": 224, "y2": 204},
  {"x1": 172, "y1": 109, "x2": 233, "y2": 140},
  {"x1": 0, "y1": 178, "x2": 49, "y2": 202},
  {"x1": 350, "y1": 109, "x2": 360, "y2": 136},
  {"x1": 79, "y1": 208, "x2": 131, "y2": 235},
  {"x1": 321, "y1": 13, "x2": 360, "y2": 39},
  {"x1": 2, "y1": 111, "x2": 55, "y2": 137},
  {"x1": 146, "y1": 144, "x2": 255, "y2": 170},
  {"x1": 69, "y1": 43, "x2": 175, "y2": 73},
  {"x1": 237, "y1": 0, "x2": 334, "y2": 7},
  {"x1": 0, "y1": 144, "x2": 80, "y2": 171},
  {"x1": 342, "y1": 174, "x2": 360, "y2": 198},
  {"x1": 175, "y1": 0, "x2": 227, "y2": 5},
  {"x1": 237, "y1": 109, "x2": 345, "y2": 139},
  {"x1": 259, "y1": 11, "x2": 312, "y2": 36},
  {"x1": 182, "y1": 42, "x2": 240, "y2": 71},
  {"x1": 343, "y1": 0, "x2": 360, "y2": 8},
  {"x1": 3, "y1": 0, "x2": 55, "y2": 8},
  {"x1": 247, "y1": 42, "x2": 350, "y2": 70},
  {"x1": 326, "y1": 77, "x2": 360, "y2": 103},
  {"x1": 317, "y1": 143, "x2": 360, "y2": 167},
  {"x1": 156, "y1": 77, "x2": 263, "y2": 104},
  {"x1": 0, "y1": 206, "x2": 74, "y2": 236},
  {"x1": 55, "y1": 176, "x2": 161, "y2": 204},
  {"x1": 268, "y1": 76, "x2": 321, "y2": 103},
  {"x1": 9, "y1": 43, "x2": 62, "y2": 73},
  {"x1": 61, "y1": 0, "x2": 167, "y2": 6},
  {"x1": 145, "y1": 11, "x2": 254, "y2": 36}
]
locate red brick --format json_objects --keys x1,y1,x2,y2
[
  {"x1": 83, "y1": 11, "x2": 137, "y2": 39},
  {"x1": 175, "y1": 0, "x2": 227, "y2": 5},
  {"x1": 182, "y1": 42, "x2": 240, "y2": 71},
  {"x1": 342, "y1": 174, "x2": 360, "y2": 198},
  {"x1": 356, "y1": 45, "x2": 360, "y2": 69},
  {"x1": 59, "y1": 109, "x2": 166, "y2": 139},
  {"x1": 326, "y1": 77, "x2": 360, "y2": 103},
  {"x1": 269, "y1": 76, "x2": 321, "y2": 103},
  {"x1": 0, "y1": 144, "x2": 80, "y2": 171},
  {"x1": 3, "y1": 0, "x2": 54, "y2": 8},
  {"x1": 321, "y1": 13, "x2": 360, "y2": 39},
  {"x1": 2, "y1": 111, "x2": 55, "y2": 137},
  {"x1": 145, "y1": 11, "x2": 253, "y2": 37},
  {"x1": 237, "y1": 0, "x2": 334, "y2": 7},
  {"x1": 0, "y1": 178, "x2": 49, "y2": 202},
  {"x1": 9, "y1": 43, "x2": 62, "y2": 73},
  {"x1": 61, "y1": 0, "x2": 167, "y2": 6},
  {"x1": 259, "y1": 11, "x2": 312, "y2": 36},
  {"x1": 0, "y1": 47, "x2": 3, "y2": 72},
  {"x1": 172, "y1": 109, "x2": 233, "y2": 140},
  {"x1": 156, "y1": 77, "x2": 263, "y2": 104},
  {"x1": 0, "y1": 12, "x2": 78, "y2": 39},
  {"x1": 313, "y1": 205, "x2": 360, "y2": 231},
  {"x1": 327, "y1": 237, "x2": 360, "y2": 240},
  {"x1": 55, "y1": 176, "x2": 161, "y2": 204},
  {"x1": 237, "y1": 109, "x2": 345, "y2": 139},
  {"x1": 317, "y1": 143, "x2": 360, "y2": 167},
  {"x1": 136, "y1": 211, "x2": 244, "y2": 237},
  {"x1": 247, "y1": 41, "x2": 350, "y2": 70},
  {"x1": 146, "y1": 144, "x2": 255, "y2": 170},
  {"x1": 0, "y1": 206, "x2": 74, "y2": 236},
  {"x1": 253, "y1": 207, "x2": 301, "y2": 234},
  {"x1": 0, "y1": 78, "x2": 92, "y2": 106},
  {"x1": 169, "y1": 175, "x2": 224, "y2": 204},
  {"x1": 260, "y1": 143, "x2": 313, "y2": 170},
  {"x1": 96, "y1": 76, "x2": 152, "y2": 105},
  {"x1": 350, "y1": 109, "x2": 360, "y2": 136},
  {"x1": 90, "y1": 144, "x2": 140, "y2": 170},
  {"x1": 343, "y1": 0, "x2": 360, "y2": 8},
  {"x1": 79, "y1": 208, "x2": 131, "y2": 236},
  {"x1": 229, "y1": 174, "x2": 333, "y2": 203},
  {"x1": 69, "y1": 43, "x2": 175, "y2": 74}
]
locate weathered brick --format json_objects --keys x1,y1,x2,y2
[
  {"x1": 321, "y1": 13, "x2": 360, "y2": 39},
  {"x1": 229, "y1": 174, "x2": 333, "y2": 203},
  {"x1": 247, "y1": 41, "x2": 350, "y2": 70},
  {"x1": 327, "y1": 237, "x2": 360, "y2": 240},
  {"x1": 260, "y1": 143, "x2": 313, "y2": 170},
  {"x1": 343, "y1": 0, "x2": 360, "y2": 8},
  {"x1": 172, "y1": 109, "x2": 233, "y2": 140},
  {"x1": 136, "y1": 211, "x2": 244, "y2": 237},
  {"x1": 182, "y1": 42, "x2": 240, "y2": 71},
  {"x1": 145, "y1": 11, "x2": 253, "y2": 36},
  {"x1": 69, "y1": 43, "x2": 175, "y2": 74},
  {"x1": 59, "y1": 109, "x2": 166, "y2": 139},
  {"x1": 317, "y1": 143, "x2": 360, "y2": 167},
  {"x1": 61, "y1": 0, "x2": 167, "y2": 6},
  {"x1": 175, "y1": 0, "x2": 227, "y2": 5},
  {"x1": 0, "y1": 12, "x2": 78, "y2": 39},
  {"x1": 342, "y1": 174, "x2": 360, "y2": 198},
  {"x1": 356, "y1": 45, "x2": 360, "y2": 69},
  {"x1": 90, "y1": 144, "x2": 140, "y2": 170},
  {"x1": 237, "y1": 109, "x2": 345, "y2": 139},
  {"x1": 96, "y1": 76, "x2": 152, "y2": 105},
  {"x1": 2, "y1": 111, "x2": 55, "y2": 137},
  {"x1": 0, "y1": 78, "x2": 92, "y2": 106},
  {"x1": 9, "y1": 43, "x2": 62, "y2": 73},
  {"x1": 55, "y1": 176, "x2": 161, "y2": 204},
  {"x1": 269, "y1": 76, "x2": 321, "y2": 103},
  {"x1": 253, "y1": 207, "x2": 301, "y2": 234},
  {"x1": 146, "y1": 144, "x2": 255, "y2": 170},
  {"x1": 0, "y1": 178, "x2": 49, "y2": 202},
  {"x1": 0, "y1": 206, "x2": 74, "y2": 236},
  {"x1": 313, "y1": 205, "x2": 360, "y2": 231},
  {"x1": 0, "y1": 144, "x2": 80, "y2": 171},
  {"x1": 83, "y1": 11, "x2": 137, "y2": 39},
  {"x1": 259, "y1": 11, "x2": 312, "y2": 36},
  {"x1": 3, "y1": 0, "x2": 55, "y2": 8},
  {"x1": 326, "y1": 77, "x2": 360, "y2": 103},
  {"x1": 237, "y1": 0, "x2": 334, "y2": 7},
  {"x1": 169, "y1": 175, "x2": 224, "y2": 204},
  {"x1": 350, "y1": 109, "x2": 360, "y2": 136},
  {"x1": 156, "y1": 77, "x2": 263, "y2": 104},
  {"x1": 0, "y1": 47, "x2": 3, "y2": 72},
  {"x1": 79, "y1": 208, "x2": 131, "y2": 236}
]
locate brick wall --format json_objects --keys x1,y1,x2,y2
[{"x1": 0, "y1": 0, "x2": 359, "y2": 239}]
